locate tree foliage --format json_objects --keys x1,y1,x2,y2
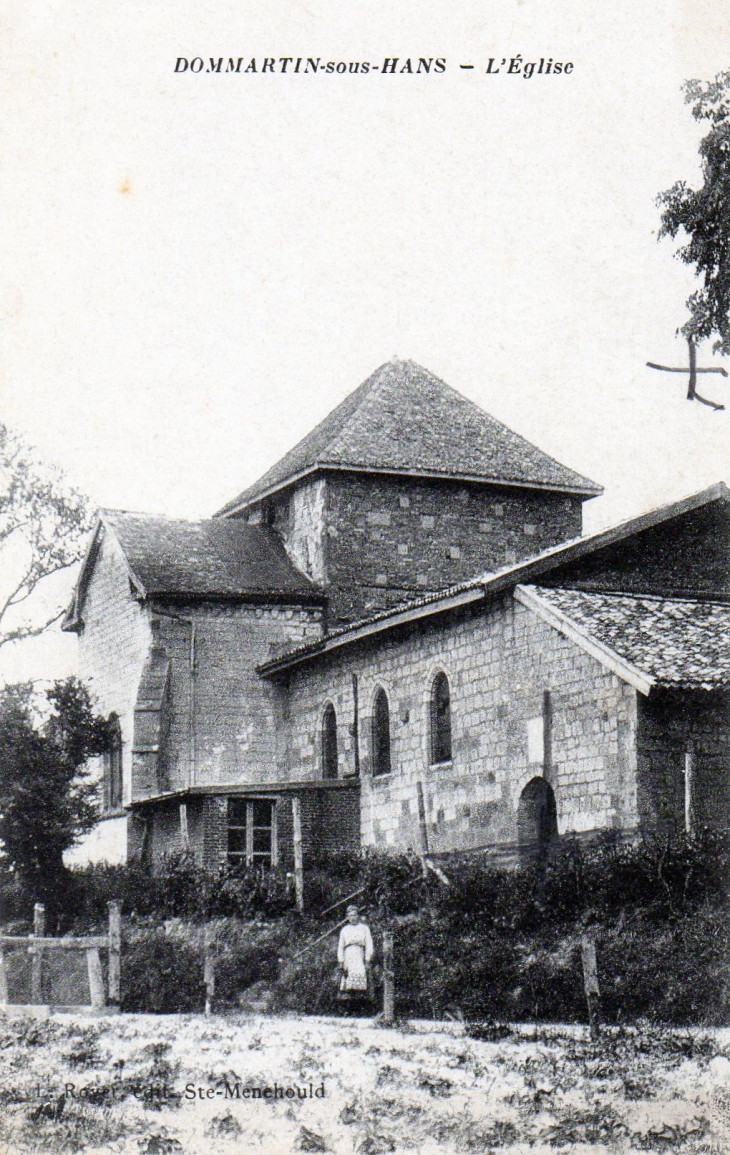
[
  {"x1": 0, "y1": 424, "x2": 91, "y2": 648},
  {"x1": 658, "y1": 71, "x2": 730, "y2": 354},
  {"x1": 0, "y1": 678, "x2": 109, "y2": 913}
]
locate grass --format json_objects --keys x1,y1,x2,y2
[{"x1": 0, "y1": 1011, "x2": 726, "y2": 1153}]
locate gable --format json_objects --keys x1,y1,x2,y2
[{"x1": 519, "y1": 585, "x2": 730, "y2": 693}]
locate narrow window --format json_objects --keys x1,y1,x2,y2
[
  {"x1": 322, "y1": 703, "x2": 338, "y2": 778},
  {"x1": 104, "y1": 715, "x2": 123, "y2": 811},
  {"x1": 430, "y1": 672, "x2": 452, "y2": 765},
  {"x1": 372, "y1": 687, "x2": 391, "y2": 776},
  {"x1": 227, "y1": 798, "x2": 276, "y2": 869}
]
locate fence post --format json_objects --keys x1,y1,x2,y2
[
  {"x1": 580, "y1": 935, "x2": 601, "y2": 1039},
  {"x1": 382, "y1": 930, "x2": 394, "y2": 1025},
  {"x1": 87, "y1": 950, "x2": 105, "y2": 1009},
  {"x1": 292, "y1": 796, "x2": 304, "y2": 914},
  {"x1": 204, "y1": 924, "x2": 215, "y2": 1016},
  {"x1": 31, "y1": 904, "x2": 45, "y2": 1005},
  {"x1": 0, "y1": 949, "x2": 7, "y2": 1006},
  {"x1": 107, "y1": 902, "x2": 121, "y2": 1009},
  {"x1": 415, "y1": 781, "x2": 430, "y2": 877}
]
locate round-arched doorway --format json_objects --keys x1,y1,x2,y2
[{"x1": 517, "y1": 777, "x2": 558, "y2": 858}]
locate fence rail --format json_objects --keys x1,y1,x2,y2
[{"x1": 0, "y1": 901, "x2": 120, "y2": 1012}]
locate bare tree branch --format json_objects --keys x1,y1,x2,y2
[{"x1": 0, "y1": 424, "x2": 92, "y2": 648}]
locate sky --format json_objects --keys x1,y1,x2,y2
[{"x1": 0, "y1": 0, "x2": 729, "y2": 683}]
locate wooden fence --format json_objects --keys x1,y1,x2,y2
[{"x1": 0, "y1": 901, "x2": 121, "y2": 1013}]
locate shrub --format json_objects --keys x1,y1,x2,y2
[{"x1": 121, "y1": 930, "x2": 204, "y2": 1013}]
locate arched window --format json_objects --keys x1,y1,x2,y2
[
  {"x1": 372, "y1": 687, "x2": 391, "y2": 777},
  {"x1": 321, "y1": 703, "x2": 338, "y2": 779},
  {"x1": 105, "y1": 714, "x2": 123, "y2": 811},
  {"x1": 430, "y1": 671, "x2": 452, "y2": 765}
]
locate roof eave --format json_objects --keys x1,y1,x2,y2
[
  {"x1": 216, "y1": 461, "x2": 603, "y2": 519},
  {"x1": 257, "y1": 586, "x2": 487, "y2": 676},
  {"x1": 148, "y1": 588, "x2": 326, "y2": 607}
]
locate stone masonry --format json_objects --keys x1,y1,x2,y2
[
  {"x1": 637, "y1": 689, "x2": 730, "y2": 834},
  {"x1": 259, "y1": 473, "x2": 583, "y2": 624},
  {"x1": 131, "y1": 600, "x2": 323, "y2": 798},
  {"x1": 282, "y1": 594, "x2": 640, "y2": 852},
  {"x1": 77, "y1": 528, "x2": 152, "y2": 808}
]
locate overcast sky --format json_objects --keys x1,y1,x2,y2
[{"x1": 1, "y1": 0, "x2": 728, "y2": 682}]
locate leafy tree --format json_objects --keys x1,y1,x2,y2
[
  {"x1": 0, "y1": 424, "x2": 91, "y2": 648},
  {"x1": 0, "y1": 678, "x2": 109, "y2": 918},
  {"x1": 658, "y1": 71, "x2": 730, "y2": 355}
]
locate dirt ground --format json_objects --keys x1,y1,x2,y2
[{"x1": 0, "y1": 1011, "x2": 728, "y2": 1154}]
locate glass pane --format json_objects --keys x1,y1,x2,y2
[
  {"x1": 228, "y1": 798, "x2": 247, "y2": 824},
  {"x1": 228, "y1": 828, "x2": 247, "y2": 853},
  {"x1": 432, "y1": 673, "x2": 452, "y2": 763},
  {"x1": 322, "y1": 704, "x2": 338, "y2": 778},
  {"x1": 373, "y1": 689, "x2": 391, "y2": 775},
  {"x1": 252, "y1": 799, "x2": 273, "y2": 826},
  {"x1": 253, "y1": 828, "x2": 272, "y2": 853}
]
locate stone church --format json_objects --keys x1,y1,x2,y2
[{"x1": 63, "y1": 359, "x2": 730, "y2": 869}]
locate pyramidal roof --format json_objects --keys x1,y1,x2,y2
[{"x1": 218, "y1": 359, "x2": 602, "y2": 515}]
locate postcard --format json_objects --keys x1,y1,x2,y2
[{"x1": 0, "y1": 1, "x2": 729, "y2": 1152}]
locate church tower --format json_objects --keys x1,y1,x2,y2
[{"x1": 217, "y1": 360, "x2": 602, "y2": 624}]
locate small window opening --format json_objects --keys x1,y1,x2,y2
[
  {"x1": 430, "y1": 672, "x2": 452, "y2": 765},
  {"x1": 322, "y1": 703, "x2": 338, "y2": 778},
  {"x1": 227, "y1": 798, "x2": 276, "y2": 869},
  {"x1": 372, "y1": 687, "x2": 392, "y2": 776},
  {"x1": 104, "y1": 715, "x2": 123, "y2": 811}
]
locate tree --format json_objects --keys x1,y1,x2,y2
[
  {"x1": 658, "y1": 71, "x2": 730, "y2": 355},
  {"x1": 0, "y1": 424, "x2": 91, "y2": 648},
  {"x1": 0, "y1": 678, "x2": 109, "y2": 918}
]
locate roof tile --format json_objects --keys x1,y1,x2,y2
[
  {"x1": 103, "y1": 511, "x2": 320, "y2": 599},
  {"x1": 531, "y1": 586, "x2": 730, "y2": 689},
  {"x1": 219, "y1": 359, "x2": 601, "y2": 513}
]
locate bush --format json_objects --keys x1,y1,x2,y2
[
  {"x1": 121, "y1": 930, "x2": 204, "y2": 1013},
  {"x1": 61, "y1": 854, "x2": 296, "y2": 928},
  {"x1": 7, "y1": 832, "x2": 725, "y2": 1023}
]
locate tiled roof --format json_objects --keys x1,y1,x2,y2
[
  {"x1": 218, "y1": 359, "x2": 601, "y2": 513},
  {"x1": 530, "y1": 586, "x2": 730, "y2": 689},
  {"x1": 102, "y1": 511, "x2": 320, "y2": 599}
]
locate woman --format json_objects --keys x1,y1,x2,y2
[{"x1": 337, "y1": 905, "x2": 374, "y2": 1006}]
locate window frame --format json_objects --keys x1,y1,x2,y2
[{"x1": 226, "y1": 797, "x2": 278, "y2": 869}]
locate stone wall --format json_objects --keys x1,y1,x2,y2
[
  {"x1": 283, "y1": 594, "x2": 640, "y2": 851},
  {"x1": 636, "y1": 689, "x2": 730, "y2": 834},
  {"x1": 259, "y1": 473, "x2": 584, "y2": 625},
  {"x1": 77, "y1": 528, "x2": 153, "y2": 807},
  {"x1": 136, "y1": 601, "x2": 324, "y2": 799}
]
